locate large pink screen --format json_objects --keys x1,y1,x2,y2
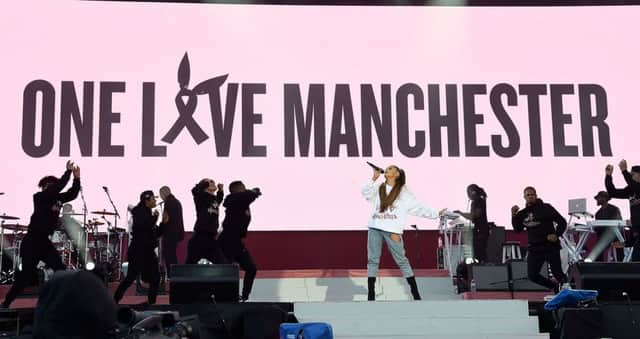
[{"x1": 1, "y1": 1, "x2": 638, "y2": 230}]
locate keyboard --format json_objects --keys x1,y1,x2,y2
[{"x1": 587, "y1": 220, "x2": 626, "y2": 227}]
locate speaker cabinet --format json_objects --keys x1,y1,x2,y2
[
  {"x1": 170, "y1": 264, "x2": 239, "y2": 304},
  {"x1": 470, "y1": 264, "x2": 509, "y2": 291},
  {"x1": 509, "y1": 260, "x2": 549, "y2": 291},
  {"x1": 568, "y1": 262, "x2": 640, "y2": 300}
]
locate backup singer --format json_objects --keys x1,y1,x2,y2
[
  {"x1": 593, "y1": 190, "x2": 623, "y2": 262},
  {"x1": 113, "y1": 190, "x2": 167, "y2": 305},
  {"x1": 185, "y1": 179, "x2": 225, "y2": 264},
  {"x1": 362, "y1": 165, "x2": 444, "y2": 301},
  {"x1": 511, "y1": 187, "x2": 567, "y2": 293},
  {"x1": 2, "y1": 161, "x2": 81, "y2": 308},
  {"x1": 159, "y1": 186, "x2": 184, "y2": 277},
  {"x1": 219, "y1": 181, "x2": 261, "y2": 301},
  {"x1": 454, "y1": 184, "x2": 489, "y2": 263}
]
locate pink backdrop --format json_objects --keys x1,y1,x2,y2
[{"x1": 0, "y1": 1, "x2": 638, "y2": 230}]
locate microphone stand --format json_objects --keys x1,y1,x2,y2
[
  {"x1": 103, "y1": 188, "x2": 120, "y2": 275},
  {"x1": 411, "y1": 224, "x2": 420, "y2": 265},
  {"x1": 103, "y1": 188, "x2": 121, "y2": 227}
]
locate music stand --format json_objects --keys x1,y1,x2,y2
[{"x1": 488, "y1": 261, "x2": 533, "y2": 299}]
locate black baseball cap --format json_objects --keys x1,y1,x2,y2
[
  {"x1": 139, "y1": 190, "x2": 157, "y2": 201},
  {"x1": 594, "y1": 191, "x2": 610, "y2": 201}
]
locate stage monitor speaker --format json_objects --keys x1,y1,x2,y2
[
  {"x1": 470, "y1": 264, "x2": 509, "y2": 291},
  {"x1": 170, "y1": 264, "x2": 239, "y2": 304},
  {"x1": 568, "y1": 262, "x2": 640, "y2": 300},
  {"x1": 486, "y1": 225, "x2": 505, "y2": 264},
  {"x1": 509, "y1": 260, "x2": 549, "y2": 291}
]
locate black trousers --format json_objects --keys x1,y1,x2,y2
[
  {"x1": 2, "y1": 234, "x2": 65, "y2": 307},
  {"x1": 595, "y1": 230, "x2": 625, "y2": 262},
  {"x1": 185, "y1": 232, "x2": 225, "y2": 265},
  {"x1": 220, "y1": 236, "x2": 257, "y2": 300},
  {"x1": 473, "y1": 227, "x2": 489, "y2": 263},
  {"x1": 114, "y1": 250, "x2": 160, "y2": 304},
  {"x1": 527, "y1": 246, "x2": 567, "y2": 290},
  {"x1": 631, "y1": 228, "x2": 640, "y2": 262},
  {"x1": 161, "y1": 238, "x2": 180, "y2": 277}
]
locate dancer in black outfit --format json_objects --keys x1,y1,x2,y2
[
  {"x1": 454, "y1": 184, "x2": 489, "y2": 263},
  {"x1": 159, "y1": 186, "x2": 184, "y2": 278},
  {"x1": 511, "y1": 186, "x2": 567, "y2": 292},
  {"x1": 605, "y1": 160, "x2": 640, "y2": 261},
  {"x1": 113, "y1": 190, "x2": 167, "y2": 305},
  {"x1": 219, "y1": 181, "x2": 261, "y2": 301},
  {"x1": 2, "y1": 161, "x2": 81, "y2": 308},
  {"x1": 185, "y1": 179, "x2": 225, "y2": 264}
]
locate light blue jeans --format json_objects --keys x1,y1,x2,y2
[{"x1": 367, "y1": 227, "x2": 414, "y2": 277}]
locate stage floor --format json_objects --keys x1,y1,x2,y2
[{"x1": 0, "y1": 269, "x2": 552, "y2": 309}]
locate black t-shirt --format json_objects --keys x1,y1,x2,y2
[
  {"x1": 471, "y1": 198, "x2": 488, "y2": 231},
  {"x1": 594, "y1": 203, "x2": 622, "y2": 237}
]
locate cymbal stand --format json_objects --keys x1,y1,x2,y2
[
  {"x1": 79, "y1": 186, "x2": 89, "y2": 267},
  {"x1": 102, "y1": 188, "x2": 120, "y2": 265},
  {"x1": 0, "y1": 219, "x2": 5, "y2": 277}
]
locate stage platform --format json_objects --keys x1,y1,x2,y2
[
  {"x1": 0, "y1": 269, "x2": 459, "y2": 308},
  {"x1": 0, "y1": 269, "x2": 555, "y2": 308},
  {"x1": 0, "y1": 269, "x2": 554, "y2": 338}
]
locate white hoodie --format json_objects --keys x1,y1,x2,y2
[{"x1": 362, "y1": 180, "x2": 439, "y2": 234}]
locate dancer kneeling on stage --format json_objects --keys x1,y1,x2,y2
[
  {"x1": 219, "y1": 181, "x2": 261, "y2": 302},
  {"x1": 362, "y1": 165, "x2": 444, "y2": 301},
  {"x1": 114, "y1": 190, "x2": 167, "y2": 305},
  {"x1": 2, "y1": 161, "x2": 81, "y2": 308},
  {"x1": 185, "y1": 179, "x2": 225, "y2": 264},
  {"x1": 511, "y1": 186, "x2": 568, "y2": 293}
]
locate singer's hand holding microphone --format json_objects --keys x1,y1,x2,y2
[{"x1": 367, "y1": 161, "x2": 385, "y2": 181}]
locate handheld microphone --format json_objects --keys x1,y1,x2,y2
[
  {"x1": 0, "y1": 192, "x2": 4, "y2": 195},
  {"x1": 366, "y1": 161, "x2": 385, "y2": 174},
  {"x1": 102, "y1": 186, "x2": 108, "y2": 192}
]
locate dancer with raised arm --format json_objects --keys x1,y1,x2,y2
[
  {"x1": 2, "y1": 161, "x2": 81, "y2": 308},
  {"x1": 605, "y1": 160, "x2": 640, "y2": 261}
]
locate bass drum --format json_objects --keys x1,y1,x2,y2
[{"x1": 50, "y1": 230, "x2": 68, "y2": 250}]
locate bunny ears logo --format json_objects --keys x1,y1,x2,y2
[
  {"x1": 162, "y1": 53, "x2": 229, "y2": 146},
  {"x1": 19, "y1": 52, "x2": 614, "y2": 159},
  {"x1": 159, "y1": 52, "x2": 267, "y2": 158}
]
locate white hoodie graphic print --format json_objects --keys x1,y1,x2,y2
[{"x1": 362, "y1": 180, "x2": 439, "y2": 234}]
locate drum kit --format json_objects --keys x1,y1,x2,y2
[{"x1": 0, "y1": 207, "x2": 127, "y2": 284}]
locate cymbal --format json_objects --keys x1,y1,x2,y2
[
  {"x1": 1, "y1": 223, "x2": 28, "y2": 231},
  {"x1": 91, "y1": 210, "x2": 117, "y2": 216},
  {"x1": 0, "y1": 214, "x2": 19, "y2": 220}
]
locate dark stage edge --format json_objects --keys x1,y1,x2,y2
[
  {"x1": 0, "y1": 301, "x2": 295, "y2": 338},
  {"x1": 530, "y1": 300, "x2": 640, "y2": 339}
]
